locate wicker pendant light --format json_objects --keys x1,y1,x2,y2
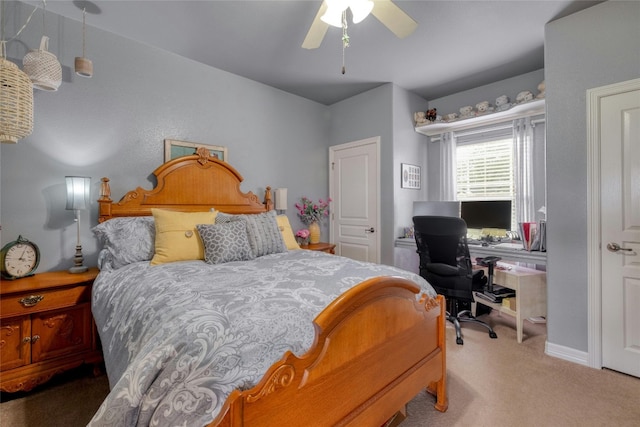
[
  {"x1": 23, "y1": 35, "x2": 62, "y2": 91},
  {"x1": 74, "y1": 7, "x2": 92, "y2": 77},
  {"x1": 0, "y1": 42, "x2": 34, "y2": 144},
  {"x1": 23, "y1": 2, "x2": 62, "y2": 91}
]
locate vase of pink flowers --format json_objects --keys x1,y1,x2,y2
[
  {"x1": 295, "y1": 197, "x2": 331, "y2": 244},
  {"x1": 295, "y1": 229, "x2": 310, "y2": 246}
]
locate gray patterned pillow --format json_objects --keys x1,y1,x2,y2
[
  {"x1": 196, "y1": 222, "x2": 255, "y2": 264},
  {"x1": 216, "y1": 210, "x2": 286, "y2": 257},
  {"x1": 92, "y1": 216, "x2": 156, "y2": 270}
]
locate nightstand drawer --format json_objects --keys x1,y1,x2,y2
[{"x1": 0, "y1": 285, "x2": 92, "y2": 318}]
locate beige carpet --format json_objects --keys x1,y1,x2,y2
[{"x1": 2, "y1": 311, "x2": 639, "y2": 427}]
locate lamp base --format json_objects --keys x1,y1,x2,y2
[
  {"x1": 69, "y1": 265, "x2": 89, "y2": 274},
  {"x1": 70, "y1": 244, "x2": 87, "y2": 274}
]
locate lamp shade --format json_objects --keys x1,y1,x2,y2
[
  {"x1": 275, "y1": 188, "x2": 288, "y2": 211},
  {"x1": 350, "y1": 0, "x2": 374, "y2": 23},
  {"x1": 23, "y1": 36, "x2": 62, "y2": 91},
  {"x1": 0, "y1": 57, "x2": 34, "y2": 144},
  {"x1": 66, "y1": 176, "x2": 91, "y2": 210},
  {"x1": 321, "y1": 0, "x2": 373, "y2": 27}
]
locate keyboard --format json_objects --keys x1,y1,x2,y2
[{"x1": 493, "y1": 242, "x2": 525, "y2": 250}]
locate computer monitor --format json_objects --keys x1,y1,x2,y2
[
  {"x1": 460, "y1": 200, "x2": 512, "y2": 230},
  {"x1": 412, "y1": 201, "x2": 460, "y2": 217}
]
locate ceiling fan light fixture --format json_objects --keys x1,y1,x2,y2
[
  {"x1": 322, "y1": 0, "x2": 373, "y2": 27},
  {"x1": 350, "y1": 0, "x2": 373, "y2": 24},
  {"x1": 321, "y1": 1, "x2": 346, "y2": 27}
]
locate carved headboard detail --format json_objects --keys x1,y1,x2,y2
[{"x1": 98, "y1": 148, "x2": 272, "y2": 222}]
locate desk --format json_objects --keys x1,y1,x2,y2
[
  {"x1": 394, "y1": 238, "x2": 547, "y2": 266},
  {"x1": 472, "y1": 265, "x2": 547, "y2": 343}
]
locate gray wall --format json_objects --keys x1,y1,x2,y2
[
  {"x1": 392, "y1": 85, "x2": 429, "y2": 238},
  {"x1": 1, "y1": 2, "x2": 329, "y2": 272},
  {"x1": 544, "y1": 0, "x2": 640, "y2": 352},
  {"x1": 328, "y1": 84, "x2": 395, "y2": 265},
  {"x1": 327, "y1": 83, "x2": 430, "y2": 266}
]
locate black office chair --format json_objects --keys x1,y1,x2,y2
[{"x1": 413, "y1": 215, "x2": 498, "y2": 345}]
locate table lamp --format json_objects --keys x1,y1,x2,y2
[
  {"x1": 275, "y1": 188, "x2": 287, "y2": 214},
  {"x1": 66, "y1": 176, "x2": 91, "y2": 273}
]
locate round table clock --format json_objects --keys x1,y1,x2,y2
[{"x1": 1, "y1": 235, "x2": 41, "y2": 279}]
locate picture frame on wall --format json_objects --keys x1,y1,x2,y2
[
  {"x1": 164, "y1": 139, "x2": 228, "y2": 162},
  {"x1": 401, "y1": 163, "x2": 421, "y2": 189}
]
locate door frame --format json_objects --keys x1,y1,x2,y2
[
  {"x1": 587, "y1": 77, "x2": 640, "y2": 369},
  {"x1": 329, "y1": 137, "x2": 381, "y2": 263}
]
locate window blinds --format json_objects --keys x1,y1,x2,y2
[{"x1": 456, "y1": 137, "x2": 514, "y2": 200}]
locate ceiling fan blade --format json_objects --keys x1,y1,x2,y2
[
  {"x1": 371, "y1": 0, "x2": 418, "y2": 39},
  {"x1": 302, "y1": 1, "x2": 330, "y2": 49}
]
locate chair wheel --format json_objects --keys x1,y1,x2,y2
[
  {"x1": 456, "y1": 337, "x2": 464, "y2": 345},
  {"x1": 489, "y1": 332, "x2": 498, "y2": 339}
]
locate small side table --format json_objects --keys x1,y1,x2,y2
[
  {"x1": 0, "y1": 268, "x2": 103, "y2": 392},
  {"x1": 300, "y1": 242, "x2": 336, "y2": 254}
]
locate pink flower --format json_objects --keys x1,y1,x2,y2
[
  {"x1": 295, "y1": 196, "x2": 331, "y2": 225},
  {"x1": 296, "y1": 229, "x2": 310, "y2": 238}
]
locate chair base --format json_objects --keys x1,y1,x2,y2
[{"x1": 447, "y1": 309, "x2": 497, "y2": 345}]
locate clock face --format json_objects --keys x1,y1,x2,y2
[{"x1": 4, "y1": 242, "x2": 38, "y2": 278}]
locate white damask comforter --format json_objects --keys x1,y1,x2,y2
[{"x1": 89, "y1": 250, "x2": 434, "y2": 426}]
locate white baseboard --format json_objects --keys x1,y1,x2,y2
[{"x1": 545, "y1": 340, "x2": 590, "y2": 367}]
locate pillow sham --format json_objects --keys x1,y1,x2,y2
[
  {"x1": 92, "y1": 216, "x2": 155, "y2": 270},
  {"x1": 276, "y1": 214, "x2": 300, "y2": 250},
  {"x1": 196, "y1": 222, "x2": 255, "y2": 264},
  {"x1": 150, "y1": 209, "x2": 217, "y2": 265},
  {"x1": 216, "y1": 210, "x2": 287, "y2": 257}
]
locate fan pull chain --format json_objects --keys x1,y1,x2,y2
[{"x1": 341, "y1": 10, "x2": 349, "y2": 74}]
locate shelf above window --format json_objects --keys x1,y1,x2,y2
[{"x1": 415, "y1": 99, "x2": 545, "y2": 136}]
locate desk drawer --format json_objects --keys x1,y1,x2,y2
[{"x1": 0, "y1": 285, "x2": 91, "y2": 318}]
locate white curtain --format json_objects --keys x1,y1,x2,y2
[
  {"x1": 513, "y1": 117, "x2": 535, "y2": 222},
  {"x1": 439, "y1": 131, "x2": 457, "y2": 201}
]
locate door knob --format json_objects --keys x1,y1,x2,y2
[
  {"x1": 606, "y1": 242, "x2": 632, "y2": 252},
  {"x1": 365, "y1": 227, "x2": 375, "y2": 233}
]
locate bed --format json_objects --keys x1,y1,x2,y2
[{"x1": 89, "y1": 148, "x2": 447, "y2": 426}]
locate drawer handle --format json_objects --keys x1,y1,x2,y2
[
  {"x1": 31, "y1": 335, "x2": 40, "y2": 343},
  {"x1": 23, "y1": 336, "x2": 31, "y2": 343},
  {"x1": 19, "y1": 295, "x2": 44, "y2": 307}
]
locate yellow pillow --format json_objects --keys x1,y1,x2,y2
[
  {"x1": 276, "y1": 214, "x2": 300, "y2": 250},
  {"x1": 150, "y1": 209, "x2": 218, "y2": 265}
]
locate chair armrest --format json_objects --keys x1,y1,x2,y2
[{"x1": 426, "y1": 263, "x2": 465, "y2": 277}]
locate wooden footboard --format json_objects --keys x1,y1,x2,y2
[{"x1": 209, "y1": 276, "x2": 447, "y2": 426}]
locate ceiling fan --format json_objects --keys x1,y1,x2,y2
[{"x1": 302, "y1": 0, "x2": 418, "y2": 49}]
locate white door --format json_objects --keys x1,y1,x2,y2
[
  {"x1": 329, "y1": 137, "x2": 380, "y2": 263},
  {"x1": 600, "y1": 82, "x2": 640, "y2": 377}
]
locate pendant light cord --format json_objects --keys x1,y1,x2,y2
[
  {"x1": 41, "y1": 0, "x2": 46, "y2": 37},
  {"x1": 82, "y1": 7, "x2": 86, "y2": 57},
  {"x1": 0, "y1": 0, "x2": 39, "y2": 47}
]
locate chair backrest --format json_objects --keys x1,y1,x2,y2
[{"x1": 413, "y1": 216, "x2": 470, "y2": 267}]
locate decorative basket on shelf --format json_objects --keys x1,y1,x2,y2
[{"x1": 23, "y1": 36, "x2": 62, "y2": 91}]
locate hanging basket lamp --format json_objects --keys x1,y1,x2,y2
[
  {"x1": 0, "y1": 44, "x2": 34, "y2": 144},
  {"x1": 74, "y1": 7, "x2": 93, "y2": 77},
  {"x1": 23, "y1": 35, "x2": 62, "y2": 91}
]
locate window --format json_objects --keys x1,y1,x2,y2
[
  {"x1": 436, "y1": 116, "x2": 545, "y2": 234},
  {"x1": 456, "y1": 136, "x2": 516, "y2": 230}
]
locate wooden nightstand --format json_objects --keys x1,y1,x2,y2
[
  {"x1": 300, "y1": 242, "x2": 336, "y2": 254},
  {"x1": 0, "y1": 268, "x2": 103, "y2": 392}
]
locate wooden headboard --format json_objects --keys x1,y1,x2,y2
[{"x1": 98, "y1": 147, "x2": 272, "y2": 222}]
